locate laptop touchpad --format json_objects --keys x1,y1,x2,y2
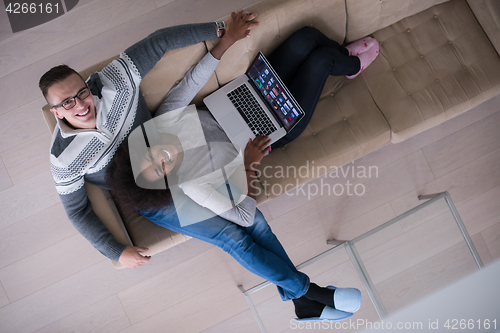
[{"x1": 221, "y1": 112, "x2": 247, "y2": 138}]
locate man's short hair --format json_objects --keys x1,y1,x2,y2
[{"x1": 39, "y1": 64, "x2": 85, "y2": 100}]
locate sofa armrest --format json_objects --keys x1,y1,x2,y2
[
  {"x1": 85, "y1": 183, "x2": 134, "y2": 269},
  {"x1": 467, "y1": 0, "x2": 500, "y2": 55}
]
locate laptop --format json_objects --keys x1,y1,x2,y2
[{"x1": 203, "y1": 52, "x2": 305, "y2": 151}]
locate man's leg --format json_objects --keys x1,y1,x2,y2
[{"x1": 140, "y1": 206, "x2": 310, "y2": 301}]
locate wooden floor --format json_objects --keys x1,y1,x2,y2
[{"x1": 0, "y1": 0, "x2": 499, "y2": 332}]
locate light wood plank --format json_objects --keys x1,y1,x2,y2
[
  {"x1": 153, "y1": 0, "x2": 256, "y2": 18},
  {"x1": 353, "y1": 221, "x2": 404, "y2": 254},
  {"x1": 357, "y1": 210, "x2": 467, "y2": 285},
  {"x1": 375, "y1": 239, "x2": 479, "y2": 315},
  {"x1": 201, "y1": 307, "x2": 262, "y2": 333},
  {"x1": 0, "y1": 98, "x2": 49, "y2": 151},
  {"x1": 266, "y1": 149, "x2": 434, "y2": 221},
  {"x1": 117, "y1": 245, "x2": 252, "y2": 324},
  {"x1": 0, "y1": 156, "x2": 12, "y2": 191},
  {"x1": 346, "y1": 96, "x2": 500, "y2": 177},
  {"x1": 0, "y1": 0, "x2": 158, "y2": 79},
  {"x1": 0, "y1": 234, "x2": 104, "y2": 302},
  {"x1": 0, "y1": 1, "x2": 12, "y2": 43},
  {"x1": 422, "y1": 110, "x2": 500, "y2": 178},
  {"x1": 0, "y1": 0, "x2": 257, "y2": 115},
  {"x1": 390, "y1": 147, "x2": 500, "y2": 218},
  {"x1": 0, "y1": 238, "x2": 213, "y2": 333},
  {"x1": 153, "y1": 0, "x2": 177, "y2": 9},
  {"x1": 471, "y1": 232, "x2": 494, "y2": 266},
  {"x1": 0, "y1": 281, "x2": 9, "y2": 309},
  {"x1": 394, "y1": 185, "x2": 500, "y2": 240},
  {"x1": 0, "y1": 170, "x2": 60, "y2": 230},
  {"x1": 481, "y1": 222, "x2": 500, "y2": 261},
  {"x1": 394, "y1": 196, "x2": 450, "y2": 232},
  {"x1": 0, "y1": 0, "x2": 96, "y2": 44},
  {"x1": 273, "y1": 203, "x2": 396, "y2": 264},
  {"x1": 33, "y1": 295, "x2": 131, "y2": 333},
  {"x1": 0, "y1": 202, "x2": 75, "y2": 270},
  {"x1": 1, "y1": 132, "x2": 52, "y2": 184},
  {"x1": 256, "y1": 202, "x2": 273, "y2": 222},
  {"x1": 119, "y1": 278, "x2": 251, "y2": 333}
]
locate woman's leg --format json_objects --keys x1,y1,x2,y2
[
  {"x1": 267, "y1": 27, "x2": 361, "y2": 148},
  {"x1": 273, "y1": 46, "x2": 360, "y2": 148},
  {"x1": 267, "y1": 26, "x2": 359, "y2": 86},
  {"x1": 140, "y1": 205, "x2": 309, "y2": 301}
]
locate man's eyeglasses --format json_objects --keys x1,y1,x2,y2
[{"x1": 52, "y1": 87, "x2": 91, "y2": 110}]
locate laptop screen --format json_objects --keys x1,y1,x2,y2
[{"x1": 246, "y1": 52, "x2": 304, "y2": 132}]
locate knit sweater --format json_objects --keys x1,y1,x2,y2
[{"x1": 49, "y1": 23, "x2": 218, "y2": 261}]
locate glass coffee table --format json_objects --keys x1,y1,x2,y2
[{"x1": 239, "y1": 192, "x2": 483, "y2": 333}]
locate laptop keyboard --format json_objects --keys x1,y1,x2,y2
[{"x1": 227, "y1": 84, "x2": 277, "y2": 136}]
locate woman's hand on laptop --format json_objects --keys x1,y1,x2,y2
[{"x1": 244, "y1": 135, "x2": 271, "y2": 171}]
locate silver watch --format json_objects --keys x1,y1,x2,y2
[{"x1": 215, "y1": 21, "x2": 226, "y2": 37}]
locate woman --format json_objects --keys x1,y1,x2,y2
[{"x1": 108, "y1": 10, "x2": 378, "y2": 321}]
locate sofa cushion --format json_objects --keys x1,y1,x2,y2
[
  {"x1": 363, "y1": 0, "x2": 500, "y2": 142},
  {"x1": 255, "y1": 76, "x2": 391, "y2": 203},
  {"x1": 207, "y1": 0, "x2": 347, "y2": 86},
  {"x1": 345, "y1": 0, "x2": 449, "y2": 42}
]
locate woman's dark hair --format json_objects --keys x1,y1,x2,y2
[
  {"x1": 39, "y1": 64, "x2": 85, "y2": 100},
  {"x1": 106, "y1": 142, "x2": 172, "y2": 212}
]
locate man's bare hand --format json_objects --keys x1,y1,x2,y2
[
  {"x1": 119, "y1": 246, "x2": 151, "y2": 268},
  {"x1": 224, "y1": 9, "x2": 259, "y2": 43}
]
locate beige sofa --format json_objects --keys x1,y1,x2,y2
[{"x1": 42, "y1": 0, "x2": 500, "y2": 268}]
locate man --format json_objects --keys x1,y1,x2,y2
[{"x1": 39, "y1": 10, "x2": 258, "y2": 269}]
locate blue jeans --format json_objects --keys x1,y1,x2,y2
[
  {"x1": 269, "y1": 26, "x2": 361, "y2": 148},
  {"x1": 139, "y1": 204, "x2": 310, "y2": 301}
]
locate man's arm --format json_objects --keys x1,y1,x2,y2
[
  {"x1": 154, "y1": 10, "x2": 259, "y2": 115},
  {"x1": 123, "y1": 23, "x2": 218, "y2": 79},
  {"x1": 58, "y1": 185, "x2": 126, "y2": 261}
]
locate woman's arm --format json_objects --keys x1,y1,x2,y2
[{"x1": 155, "y1": 10, "x2": 259, "y2": 115}]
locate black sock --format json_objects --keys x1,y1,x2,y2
[
  {"x1": 303, "y1": 283, "x2": 336, "y2": 308},
  {"x1": 292, "y1": 295, "x2": 326, "y2": 318}
]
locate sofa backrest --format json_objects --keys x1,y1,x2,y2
[
  {"x1": 140, "y1": 42, "x2": 219, "y2": 111},
  {"x1": 467, "y1": 0, "x2": 500, "y2": 55},
  {"x1": 209, "y1": 0, "x2": 347, "y2": 86},
  {"x1": 345, "y1": 0, "x2": 450, "y2": 42}
]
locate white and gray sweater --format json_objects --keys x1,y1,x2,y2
[{"x1": 49, "y1": 23, "x2": 218, "y2": 261}]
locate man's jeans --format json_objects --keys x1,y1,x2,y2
[
  {"x1": 140, "y1": 205, "x2": 310, "y2": 301},
  {"x1": 269, "y1": 26, "x2": 361, "y2": 148}
]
